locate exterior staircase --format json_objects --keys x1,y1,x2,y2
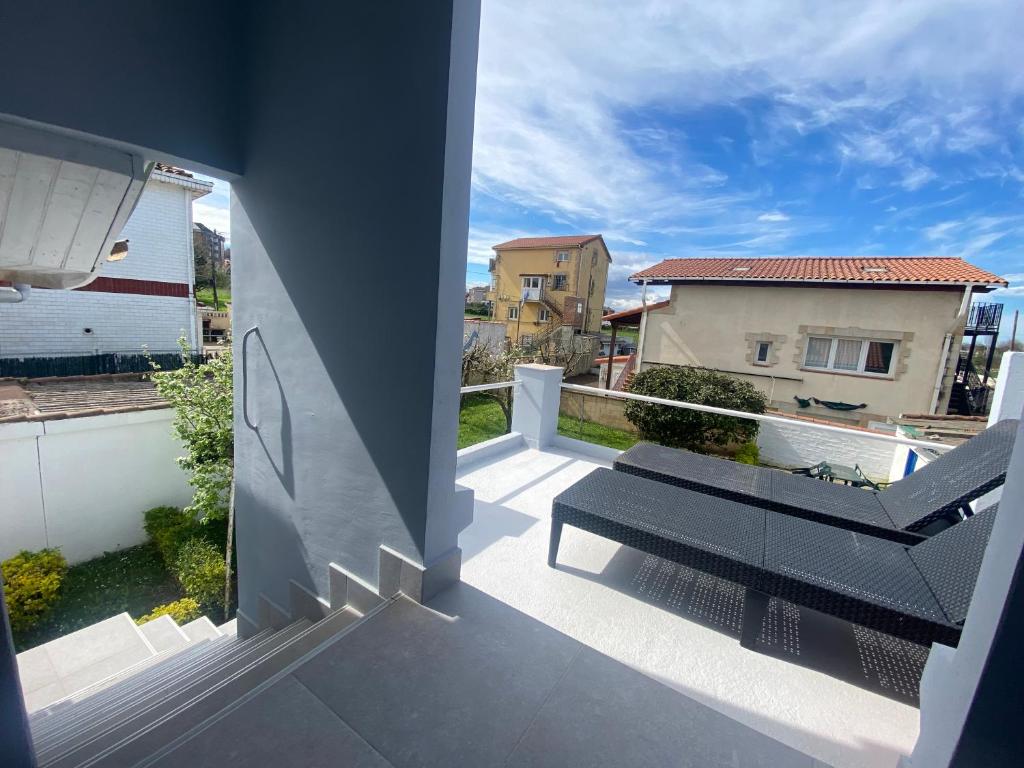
[{"x1": 18, "y1": 562, "x2": 387, "y2": 768}]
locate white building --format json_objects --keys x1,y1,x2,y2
[{"x1": 0, "y1": 164, "x2": 210, "y2": 366}]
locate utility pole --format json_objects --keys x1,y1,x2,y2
[
  {"x1": 1012, "y1": 309, "x2": 1019, "y2": 352},
  {"x1": 210, "y1": 231, "x2": 220, "y2": 311}
]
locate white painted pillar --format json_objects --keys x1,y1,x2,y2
[
  {"x1": 511, "y1": 364, "x2": 563, "y2": 449},
  {"x1": 987, "y1": 351, "x2": 1024, "y2": 426}
]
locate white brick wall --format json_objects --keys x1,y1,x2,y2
[
  {"x1": 0, "y1": 177, "x2": 198, "y2": 356},
  {"x1": 757, "y1": 420, "x2": 897, "y2": 481}
]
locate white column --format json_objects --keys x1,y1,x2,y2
[
  {"x1": 511, "y1": 364, "x2": 563, "y2": 449},
  {"x1": 988, "y1": 351, "x2": 1024, "y2": 426}
]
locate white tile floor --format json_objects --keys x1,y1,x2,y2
[{"x1": 456, "y1": 442, "x2": 922, "y2": 768}]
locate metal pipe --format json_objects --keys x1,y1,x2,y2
[
  {"x1": 560, "y1": 382, "x2": 955, "y2": 453},
  {"x1": 459, "y1": 380, "x2": 519, "y2": 394},
  {"x1": 0, "y1": 283, "x2": 30, "y2": 303},
  {"x1": 635, "y1": 280, "x2": 649, "y2": 370}
]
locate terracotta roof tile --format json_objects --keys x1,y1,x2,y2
[
  {"x1": 493, "y1": 235, "x2": 602, "y2": 251},
  {"x1": 630, "y1": 257, "x2": 1007, "y2": 286},
  {"x1": 153, "y1": 162, "x2": 194, "y2": 178}
]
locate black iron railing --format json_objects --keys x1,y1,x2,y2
[
  {"x1": 953, "y1": 353, "x2": 990, "y2": 415},
  {"x1": 966, "y1": 302, "x2": 1002, "y2": 333}
]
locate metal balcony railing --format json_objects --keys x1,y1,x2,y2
[{"x1": 966, "y1": 302, "x2": 1002, "y2": 333}]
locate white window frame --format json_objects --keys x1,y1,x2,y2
[
  {"x1": 521, "y1": 275, "x2": 543, "y2": 289},
  {"x1": 507, "y1": 305, "x2": 519, "y2": 320},
  {"x1": 556, "y1": 251, "x2": 571, "y2": 262},
  {"x1": 803, "y1": 335, "x2": 897, "y2": 377},
  {"x1": 538, "y1": 308, "x2": 550, "y2": 322},
  {"x1": 754, "y1": 341, "x2": 771, "y2": 365}
]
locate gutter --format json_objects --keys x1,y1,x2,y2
[
  {"x1": 628, "y1": 276, "x2": 1006, "y2": 289},
  {"x1": 0, "y1": 284, "x2": 30, "y2": 303}
]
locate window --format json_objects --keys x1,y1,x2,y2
[
  {"x1": 754, "y1": 341, "x2": 771, "y2": 364},
  {"x1": 538, "y1": 308, "x2": 550, "y2": 322},
  {"x1": 591, "y1": 251, "x2": 597, "y2": 266},
  {"x1": 521, "y1": 276, "x2": 542, "y2": 289},
  {"x1": 553, "y1": 274, "x2": 568, "y2": 290},
  {"x1": 520, "y1": 334, "x2": 533, "y2": 347},
  {"x1": 556, "y1": 251, "x2": 570, "y2": 262},
  {"x1": 507, "y1": 305, "x2": 519, "y2": 320},
  {"x1": 803, "y1": 336, "x2": 897, "y2": 376}
]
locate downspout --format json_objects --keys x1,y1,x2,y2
[
  {"x1": 635, "y1": 279, "x2": 649, "y2": 371},
  {"x1": 0, "y1": 284, "x2": 31, "y2": 303},
  {"x1": 930, "y1": 284, "x2": 973, "y2": 414}
]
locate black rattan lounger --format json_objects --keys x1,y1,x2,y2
[
  {"x1": 549, "y1": 468, "x2": 996, "y2": 647},
  {"x1": 612, "y1": 418, "x2": 1017, "y2": 545}
]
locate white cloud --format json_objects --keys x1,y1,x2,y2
[
  {"x1": 192, "y1": 200, "x2": 230, "y2": 240},
  {"x1": 757, "y1": 212, "x2": 790, "y2": 222}
]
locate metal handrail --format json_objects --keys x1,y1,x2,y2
[
  {"x1": 560, "y1": 382, "x2": 954, "y2": 453},
  {"x1": 460, "y1": 380, "x2": 519, "y2": 394}
]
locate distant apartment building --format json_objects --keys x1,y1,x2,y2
[
  {"x1": 0, "y1": 164, "x2": 211, "y2": 370},
  {"x1": 465, "y1": 285, "x2": 489, "y2": 304},
  {"x1": 627, "y1": 257, "x2": 1007, "y2": 424},
  {"x1": 488, "y1": 235, "x2": 611, "y2": 346},
  {"x1": 193, "y1": 221, "x2": 227, "y2": 283}
]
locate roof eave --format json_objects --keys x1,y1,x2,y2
[{"x1": 628, "y1": 275, "x2": 1006, "y2": 289}]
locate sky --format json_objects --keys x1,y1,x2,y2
[{"x1": 192, "y1": 0, "x2": 1024, "y2": 338}]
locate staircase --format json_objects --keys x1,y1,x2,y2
[
  {"x1": 539, "y1": 285, "x2": 564, "y2": 324},
  {"x1": 949, "y1": 353, "x2": 991, "y2": 416},
  {"x1": 19, "y1": 566, "x2": 384, "y2": 768}
]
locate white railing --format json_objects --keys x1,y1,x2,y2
[
  {"x1": 560, "y1": 382, "x2": 954, "y2": 453},
  {"x1": 460, "y1": 380, "x2": 519, "y2": 394}
]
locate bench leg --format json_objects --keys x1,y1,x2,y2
[
  {"x1": 547, "y1": 521, "x2": 563, "y2": 568},
  {"x1": 740, "y1": 588, "x2": 770, "y2": 650}
]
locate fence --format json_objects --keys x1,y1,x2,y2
[
  {"x1": 0, "y1": 349, "x2": 206, "y2": 378},
  {"x1": 0, "y1": 408, "x2": 193, "y2": 564}
]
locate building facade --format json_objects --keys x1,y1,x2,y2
[
  {"x1": 629, "y1": 257, "x2": 1006, "y2": 424},
  {"x1": 488, "y1": 234, "x2": 611, "y2": 346},
  {"x1": 0, "y1": 164, "x2": 210, "y2": 366}
]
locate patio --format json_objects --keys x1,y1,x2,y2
[{"x1": 457, "y1": 439, "x2": 925, "y2": 768}]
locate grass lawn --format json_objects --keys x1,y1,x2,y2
[
  {"x1": 458, "y1": 393, "x2": 509, "y2": 448},
  {"x1": 195, "y1": 286, "x2": 231, "y2": 309},
  {"x1": 13, "y1": 543, "x2": 185, "y2": 652},
  {"x1": 458, "y1": 392, "x2": 639, "y2": 452},
  {"x1": 557, "y1": 413, "x2": 640, "y2": 451}
]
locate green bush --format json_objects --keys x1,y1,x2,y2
[
  {"x1": 136, "y1": 597, "x2": 202, "y2": 626},
  {"x1": 2, "y1": 549, "x2": 67, "y2": 633},
  {"x1": 174, "y1": 539, "x2": 225, "y2": 610},
  {"x1": 144, "y1": 506, "x2": 199, "y2": 564},
  {"x1": 733, "y1": 442, "x2": 760, "y2": 465},
  {"x1": 624, "y1": 366, "x2": 768, "y2": 451}
]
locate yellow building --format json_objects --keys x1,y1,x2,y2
[{"x1": 488, "y1": 235, "x2": 612, "y2": 346}]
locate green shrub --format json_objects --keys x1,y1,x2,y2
[
  {"x1": 733, "y1": 442, "x2": 760, "y2": 465},
  {"x1": 174, "y1": 539, "x2": 225, "y2": 610},
  {"x1": 144, "y1": 506, "x2": 199, "y2": 564},
  {"x1": 2, "y1": 549, "x2": 67, "y2": 633},
  {"x1": 624, "y1": 366, "x2": 768, "y2": 451},
  {"x1": 136, "y1": 597, "x2": 202, "y2": 626}
]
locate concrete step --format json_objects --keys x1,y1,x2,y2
[
  {"x1": 17, "y1": 613, "x2": 158, "y2": 714},
  {"x1": 39, "y1": 620, "x2": 314, "y2": 767},
  {"x1": 34, "y1": 629, "x2": 276, "y2": 759},
  {"x1": 76, "y1": 607, "x2": 366, "y2": 768},
  {"x1": 138, "y1": 616, "x2": 191, "y2": 653},
  {"x1": 180, "y1": 616, "x2": 222, "y2": 642},
  {"x1": 30, "y1": 634, "x2": 244, "y2": 744},
  {"x1": 216, "y1": 618, "x2": 237, "y2": 637}
]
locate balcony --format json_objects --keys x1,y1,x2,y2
[{"x1": 965, "y1": 302, "x2": 1002, "y2": 335}]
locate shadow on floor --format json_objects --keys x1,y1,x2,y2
[{"x1": 560, "y1": 546, "x2": 928, "y2": 706}]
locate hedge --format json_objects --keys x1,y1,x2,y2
[
  {"x1": 136, "y1": 597, "x2": 203, "y2": 626},
  {"x1": 143, "y1": 506, "x2": 227, "y2": 612},
  {"x1": 173, "y1": 539, "x2": 226, "y2": 610},
  {"x1": 2, "y1": 549, "x2": 67, "y2": 633}
]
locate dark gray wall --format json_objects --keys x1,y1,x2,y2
[
  {"x1": 0, "y1": 1, "x2": 242, "y2": 174},
  {"x1": 230, "y1": 0, "x2": 474, "y2": 618}
]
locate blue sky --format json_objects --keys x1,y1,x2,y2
[{"x1": 194, "y1": 1, "x2": 1024, "y2": 338}]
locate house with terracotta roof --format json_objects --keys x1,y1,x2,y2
[
  {"x1": 626, "y1": 257, "x2": 1007, "y2": 424},
  {"x1": 488, "y1": 234, "x2": 611, "y2": 346}
]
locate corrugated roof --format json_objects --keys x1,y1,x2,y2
[
  {"x1": 630, "y1": 257, "x2": 1007, "y2": 286},
  {"x1": 602, "y1": 300, "x2": 671, "y2": 324},
  {"x1": 0, "y1": 374, "x2": 169, "y2": 423},
  {"x1": 493, "y1": 235, "x2": 603, "y2": 251}
]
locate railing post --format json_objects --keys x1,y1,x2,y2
[{"x1": 511, "y1": 364, "x2": 564, "y2": 449}]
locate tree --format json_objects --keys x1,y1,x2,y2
[
  {"x1": 461, "y1": 342, "x2": 521, "y2": 432},
  {"x1": 624, "y1": 366, "x2": 767, "y2": 451},
  {"x1": 149, "y1": 339, "x2": 234, "y2": 618}
]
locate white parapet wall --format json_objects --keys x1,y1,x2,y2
[
  {"x1": 756, "y1": 418, "x2": 897, "y2": 480},
  {"x1": 0, "y1": 409, "x2": 192, "y2": 564}
]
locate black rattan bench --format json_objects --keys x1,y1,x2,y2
[
  {"x1": 549, "y1": 468, "x2": 997, "y2": 648},
  {"x1": 612, "y1": 418, "x2": 1016, "y2": 545}
]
